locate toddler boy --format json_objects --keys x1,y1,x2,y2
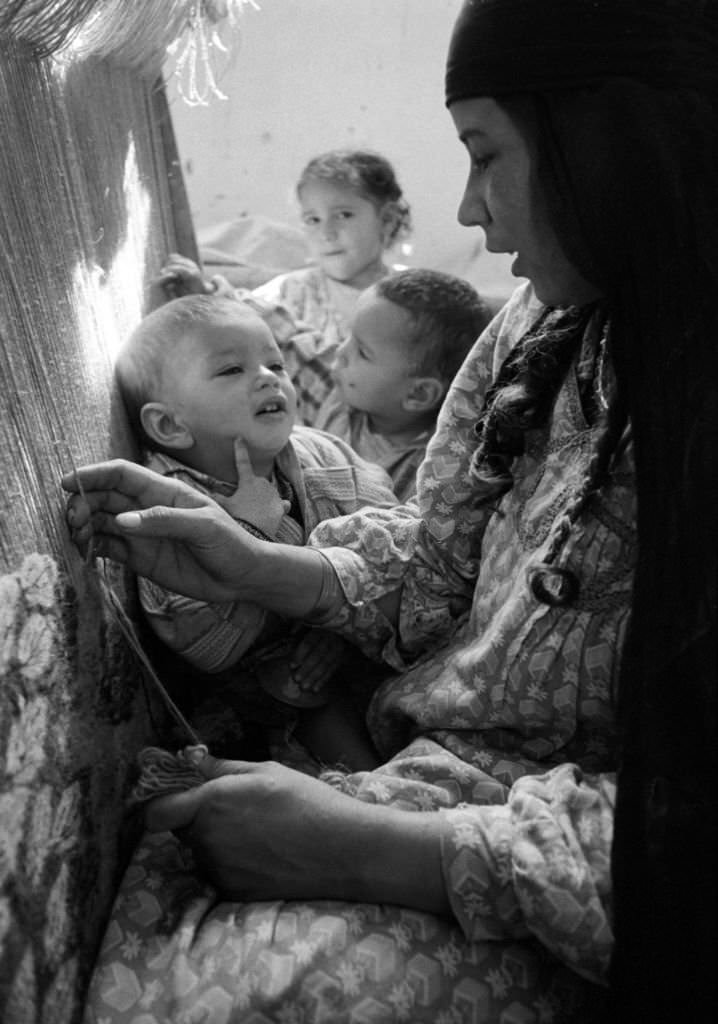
[
  {"x1": 115, "y1": 294, "x2": 398, "y2": 768},
  {"x1": 315, "y1": 269, "x2": 492, "y2": 501}
]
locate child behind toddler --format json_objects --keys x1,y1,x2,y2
[
  {"x1": 159, "y1": 149, "x2": 411, "y2": 423},
  {"x1": 153, "y1": 262, "x2": 491, "y2": 502},
  {"x1": 115, "y1": 294, "x2": 398, "y2": 769},
  {"x1": 315, "y1": 268, "x2": 492, "y2": 501}
]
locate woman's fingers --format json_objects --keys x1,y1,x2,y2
[
  {"x1": 61, "y1": 458, "x2": 145, "y2": 495},
  {"x1": 65, "y1": 491, "x2": 139, "y2": 529},
  {"x1": 144, "y1": 785, "x2": 205, "y2": 833},
  {"x1": 144, "y1": 754, "x2": 253, "y2": 833},
  {"x1": 62, "y1": 461, "x2": 213, "y2": 532},
  {"x1": 113, "y1": 504, "x2": 219, "y2": 539},
  {"x1": 196, "y1": 753, "x2": 253, "y2": 780}
]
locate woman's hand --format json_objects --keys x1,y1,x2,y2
[
  {"x1": 62, "y1": 458, "x2": 329, "y2": 615},
  {"x1": 62, "y1": 459, "x2": 265, "y2": 603},
  {"x1": 144, "y1": 753, "x2": 451, "y2": 912}
]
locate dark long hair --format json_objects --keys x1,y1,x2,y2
[{"x1": 500, "y1": 75, "x2": 717, "y2": 1019}]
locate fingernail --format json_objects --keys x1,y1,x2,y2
[{"x1": 117, "y1": 511, "x2": 142, "y2": 529}]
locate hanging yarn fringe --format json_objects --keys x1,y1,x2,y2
[
  {"x1": 166, "y1": 0, "x2": 256, "y2": 106},
  {"x1": 0, "y1": 1, "x2": 257, "y2": 87}
]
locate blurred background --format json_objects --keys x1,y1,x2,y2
[{"x1": 166, "y1": 0, "x2": 519, "y2": 308}]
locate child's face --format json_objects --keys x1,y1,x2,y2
[
  {"x1": 159, "y1": 312, "x2": 296, "y2": 477},
  {"x1": 333, "y1": 289, "x2": 418, "y2": 421},
  {"x1": 298, "y1": 180, "x2": 389, "y2": 289}
]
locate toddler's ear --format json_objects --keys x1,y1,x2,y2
[
  {"x1": 140, "y1": 402, "x2": 194, "y2": 450},
  {"x1": 402, "y1": 377, "x2": 445, "y2": 413}
]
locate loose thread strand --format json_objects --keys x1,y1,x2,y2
[{"x1": 59, "y1": 440, "x2": 201, "y2": 746}]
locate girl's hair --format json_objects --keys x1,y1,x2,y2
[{"x1": 296, "y1": 149, "x2": 412, "y2": 244}]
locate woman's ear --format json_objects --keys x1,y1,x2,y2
[
  {"x1": 402, "y1": 377, "x2": 445, "y2": 413},
  {"x1": 140, "y1": 402, "x2": 194, "y2": 450}
]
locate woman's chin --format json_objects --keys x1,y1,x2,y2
[{"x1": 517, "y1": 259, "x2": 602, "y2": 308}]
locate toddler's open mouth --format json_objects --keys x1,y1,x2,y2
[{"x1": 256, "y1": 396, "x2": 287, "y2": 416}]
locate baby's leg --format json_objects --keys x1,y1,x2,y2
[{"x1": 294, "y1": 689, "x2": 380, "y2": 772}]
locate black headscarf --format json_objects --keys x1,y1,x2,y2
[{"x1": 445, "y1": 0, "x2": 718, "y2": 102}]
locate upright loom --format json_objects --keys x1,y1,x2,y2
[{"x1": 0, "y1": 3, "x2": 230, "y2": 1020}]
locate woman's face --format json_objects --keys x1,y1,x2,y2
[{"x1": 450, "y1": 97, "x2": 599, "y2": 306}]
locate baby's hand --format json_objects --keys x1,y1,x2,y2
[
  {"x1": 215, "y1": 438, "x2": 290, "y2": 538},
  {"x1": 290, "y1": 630, "x2": 347, "y2": 693},
  {"x1": 158, "y1": 252, "x2": 212, "y2": 298}
]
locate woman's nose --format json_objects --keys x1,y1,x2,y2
[{"x1": 457, "y1": 179, "x2": 486, "y2": 227}]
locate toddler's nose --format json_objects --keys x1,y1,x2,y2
[
  {"x1": 257, "y1": 365, "x2": 280, "y2": 386},
  {"x1": 335, "y1": 340, "x2": 350, "y2": 367}
]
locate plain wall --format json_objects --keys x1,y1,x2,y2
[{"x1": 165, "y1": 0, "x2": 518, "y2": 305}]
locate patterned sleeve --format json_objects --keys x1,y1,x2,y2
[
  {"x1": 137, "y1": 577, "x2": 269, "y2": 673},
  {"x1": 307, "y1": 284, "x2": 544, "y2": 665},
  {"x1": 441, "y1": 763, "x2": 616, "y2": 985}
]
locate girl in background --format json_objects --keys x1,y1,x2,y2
[
  {"x1": 256, "y1": 149, "x2": 411, "y2": 343},
  {"x1": 156, "y1": 150, "x2": 412, "y2": 423},
  {"x1": 252, "y1": 149, "x2": 413, "y2": 419}
]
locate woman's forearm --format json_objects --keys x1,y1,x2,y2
[
  {"x1": 146, "y1": 760, "x2": 451, "y2": 914},
  {"x1": 242, "y1": 541, "x2": 331, "y2": 618},
  {"x1": 244, "y1": 542, "x2": 404, "y2": 627},
  {"x1": 345, "y1": 803, "x2": 451, "y2": 915}
]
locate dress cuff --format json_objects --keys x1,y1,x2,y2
[
  {"x1": 441, "y1": 804, "x2": 526, "y2": 942},
  {"x1": 303, "y1": 551, "x2": 346, "y2": 624}
]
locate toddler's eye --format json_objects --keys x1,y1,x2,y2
[
  {"x1": 338, "y1": 210, "x2": 355, "y2": 220},
  {"x1": 269, "y1": 362, "x2": 286, "y2": 373},
  {"x1": 302, "y1": 215, "x2": 320, "y2": 227}
]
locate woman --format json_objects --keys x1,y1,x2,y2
[{"x1": 66, "y1": 1, "x2": 717, "y2": 1019}]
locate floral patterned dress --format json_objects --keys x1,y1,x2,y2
[
  {"x1": 83, "y1": 283, "x2": 634, "y2": 1023},
  {"x1": 252, "y1": 267, "x2": 352, "y2": 423}
]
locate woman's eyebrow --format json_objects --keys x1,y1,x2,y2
[{"x1": 458, "y1": 128, "x2": 488, "y2": 144}]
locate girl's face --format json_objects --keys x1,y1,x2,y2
[
  {"x1": 450, "y1": 97, "x2": 599, "y2": 307},
  {"x1": 298, "y1": 180, "x2": 390, "y2": 289}
]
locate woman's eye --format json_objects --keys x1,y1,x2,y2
[
  {"x1": 218, "y1": 365, "x2": 243, "y2": 376},
  {"x1": 472, "y1": 154, "x2": 493, "y2": 173}
]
